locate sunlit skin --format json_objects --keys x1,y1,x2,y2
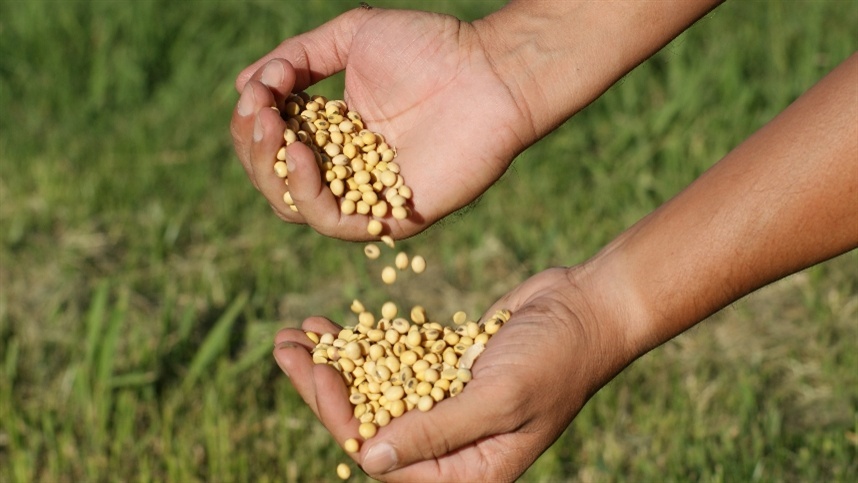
[
  {"x1": 231, "y1": 9, "x2": 527, "y2": 240},
  {"x1": 231, "y1": 1, "x2": 857, "y2": 481},
  {"x1": 230, "y1": 1, "x2": 723, "y2": 241},
  {"x1": 272, "y1": 53, "x2": 857, "y2": 482}
]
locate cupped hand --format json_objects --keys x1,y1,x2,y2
[
  {"x1": 231, "y1": 6, "x2": 535, "y2": 240},
  {"x1": 272, "y1": 266, "x2": 635, "y2": 482}
]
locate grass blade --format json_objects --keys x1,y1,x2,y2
[{"x1": 181, "y1": 291, "x2": 248, "y2": 392}]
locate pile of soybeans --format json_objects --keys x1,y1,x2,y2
[
  {"x1": 274, "y1": 94, "x2": 510, "y2": 480},
  {"x1": 273, "y1": 91, "x2": 412, "y2": 237}
]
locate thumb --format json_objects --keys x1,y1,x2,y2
[
  {"x1": 359, "y1": 383, "x2": 511, "y2": 477},
  {"x1": 283, "y1": 141, "x2": 371, "y2": 238},
  {"x1": 234, "y1": 7, "x2": 374, "y2": 93}
]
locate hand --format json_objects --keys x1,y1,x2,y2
[
  {"x1": 272, "y1": 266, "x2": 634, "y2": 482},
  {"x1": 231, "y1": 7, "x2": 536, "y2": 240}
]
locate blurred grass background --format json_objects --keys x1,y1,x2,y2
[{"x1": 1, "y1": 0, "x2": 856, "y2": 481}]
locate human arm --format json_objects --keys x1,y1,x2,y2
[
  {"x1": 231, "y1": 0, "x2": 722, "y2": 240},
  {"x1": 272, "y1": 53, "x2": 857, "y2": 481}
]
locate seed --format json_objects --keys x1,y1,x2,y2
[
  {"x1": 336, "y1": 463, "x2": 351, "y2": 480},
  {"x1": 398, "y1": 350, "x2": 417, "y2": 367},
  {"x1": 391, "y1": 205, "x2": 408, "y2": 220},
  {"x1": 342, "y1": 341, "x2": 362, "y2": 360},
  {"x1": 367, "y1": 329, "x2": 384, "y2": 342},
  {"x1": 341, "y1": 198, "x2": 356, "y2": 215},
  {"x1": 354, "y1": 170, "x2": 371, "y2": 185},
  {"x1": 350, "y1": 300, "x2": 366, "y2": 314},
  {"x1": 449, "y1": 379, "x2": 464, "y2": 397},
  {"x1": 284, "y1": 128, "x2": 298, "y2": 144},
  {"x1": 330, "y1": 178, "x2": 345, "y2": 197},
  {"x1": 375, "y1": 408, "x2": 392, "y2": 427},
  {"x1": 485, "y1": 317, "x2": 504, "y2": 335},
  {"x1": 423, "y1": 329, "x2": 440, "y2": 341},
  {"x1": 323, "y1": 142, "x2": 341, "y2": 157},
  {"x1": 343, "y1": 438, "x2": 360, "y2": 453},
  {"x1": 361, "y1": 190, "x2": 379, "y2": 206},
  {"x1": 367, "y1": 219, "x2": 383, "y2": 236},
  {"x1": 364, "y1": 244, "x2": 380, "y2": 259},
  {"x1": 410, "y1": 305, "x2": 426, "y2": 324},
  {"x1": 305, "y1": 331, "x2": 320, "y2": 344},
  {"x1": 389, "y1": 195, "x2": 407, "y2": 207},
  {"x1": 358, "y1": 422, "x2": 377, "y2": 439},
  {"x1": 457, "y1": 368, "x2": 473, "y2": 382},
  {"x1": 391, "y1": 318, "x2": 410, "y2": 334},
  {"x1": 389, "y1": 399, "x2": 406, "y2": 418},
  {"x1": 381, "y1": 301, "x2": 397, "y2": 320},
  {"x1": 442, "y1": 348, "x2": 459, "y2": 366},
  {"x1": 375, "y1": 365, "x2": 392, "y2": 382},
  {"x1": 410, "y1": 255, "x2": 426, "y2": 274},
  {"x1": 380, "y1": 235, "x2": 395, "y2": 248},
  {"x1": 466, "y1": 322, "x2": 480, "y2": 339},
  {"x1": 417, "y1": 395, "x2": 434, "y2": 412},
  {"x1": 274, "y1": 161, "x2": 289, "y2": 178},
  {"x1": 339, "y1": 120, "x2": 355, "y2": 133},
  {"x1": 394, "y1": 252, "x2": 409, "y2": 270},
  {"x1": 381, "y1": 266, "x2": 396, "y2": 284},
  {"x1": 371, "y1": 200, "x2": 388, "y2": 218},
  {"x1": 379, "y1": 170, "x2": 397, "y2": 187},
  {"x1": 434, "y1": 378, "x2": 451, "y2": 391},
  {"x1": 429, "y1": 340, "x2": 446, "y2": 354},
  {"x1": 356, "y1": 201, "x2": 370, "y2": 215},
  {"x1": 415, "y1": 381, "x2": 433, "y2": 396}
]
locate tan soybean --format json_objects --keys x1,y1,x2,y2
[
  {"x1": 343, "y1": 438, "x2": 360, "y2": 453},
  {"x1": 336, "y1": 463, "x2": 351, "y2": 480}
]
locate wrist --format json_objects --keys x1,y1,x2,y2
[
  {"x1": 474, "y1": 0, "x2": 723, "y2": 138},
  {"x1": 562, "y1": 259, "x2": 648, "y2": 386}
]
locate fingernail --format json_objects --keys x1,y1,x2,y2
[
  {"x1": 261, "y1": 61, "x2": 284, "y2": 88},
  {"x1": 238, "y1": 84, "x2": 255, "y2": 116},
  {"x1": 253, "y1": 115, "x2": 264, "y2": 142},
  {"x1": 362, "y1": 443, "x2": 398, "y2": 474}
]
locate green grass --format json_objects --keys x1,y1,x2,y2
[{"x1": 1, "y1": 0, "x2": 856, "y2": 481}]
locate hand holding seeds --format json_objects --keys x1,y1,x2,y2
[
  {"x1": 231, "y1": 7, "x2": 534, "y2": 240},
  {"x1": 273, "y1": 266, "x2": 631, "y2": 482}
]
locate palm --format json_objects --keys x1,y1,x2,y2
[
  {"x1": 273, "y1": 268, "x2": 625, "y2": 482},
  {"x1": 233, "y1": 9, "x2": 533, "y2": 240},
  {"x1": 380, "y1": 268, "x2": 602, "y2": 481},
  {"x1": 337, "y1": 11, "x2": 532, "y2": 236}
]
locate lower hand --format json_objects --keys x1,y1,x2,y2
[{"x1": 273, "y1": 265, "x2": 634, "y2": 482}]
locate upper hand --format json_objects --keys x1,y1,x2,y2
[{"x1": 231, "y1": 6, "x2": 535, "y2": 240}]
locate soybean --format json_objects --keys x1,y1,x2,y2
[{"x1": 336, "y1": 463, "x2": 351, "y2": 480}]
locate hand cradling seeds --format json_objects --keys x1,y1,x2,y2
[
  {"x1": 274, "y1": 91, "x2": 413, "y2": 236},
  {"x1": 308, "y1": 236, "x2": 512, "y2": 465}
]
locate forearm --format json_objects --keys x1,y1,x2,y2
[
  {"x1": 475, "y1": 0, "x2": 723, "y2": 137},
  {"x1": 594, "y1": 53, "x2": 858, "y2": 352}
]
